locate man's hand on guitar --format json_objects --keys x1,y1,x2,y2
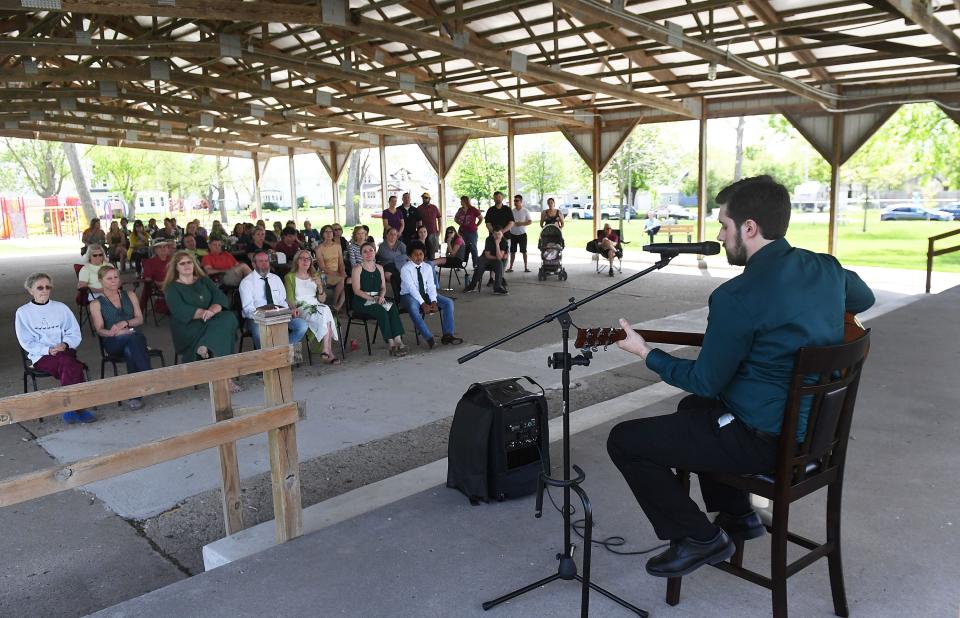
[{"x1": 615, "y1": 318, "x2": 652, "y2": 360}]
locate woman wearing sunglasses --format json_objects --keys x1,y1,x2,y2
[
  {"x1": 15, "y1": 273, "x2": 96, "y2": 424},
  {"x1": 77, "y1": 243, "x2": 112, "y2": 301}
]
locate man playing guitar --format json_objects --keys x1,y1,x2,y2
[{"x1": 608, "y1": 176, "x2": 876, "y2": 578}]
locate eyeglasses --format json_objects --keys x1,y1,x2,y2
[
  {"x1": 34, "y1": 285, "x2": 53, "y2": 290},
  {"x1": 298, "y1": 256, "x2": 312, "y2": 261},
  {"x1": 177, "y1": 261, "x2": 193, "y2": 266},
  {"x1": 90, "y1": 253, "x2": 104, "y2": 257}
]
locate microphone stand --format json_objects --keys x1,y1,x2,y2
[{"x1": 459, "y1": 251, "x2": 678, "y2": 618}]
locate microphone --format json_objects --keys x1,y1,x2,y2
[{"x1": 643, "y1": 241, "x2": 721, "y2": 255}]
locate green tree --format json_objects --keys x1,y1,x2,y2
[
  {"x1": 87, "y1": 147, "x2": 156, "y2": 219},
  {"x1": 517, "y1": 135, "x2": 565, "y2": 205},
  {"x1": 602, "y1": 126, "x2": 670, "y2": 208},
  {"x1": 1, "y1": 138, "x2": 69, "y2": 197},
  {"x1": 451, "y1": 138, "x2": 507, "y2": 204}
]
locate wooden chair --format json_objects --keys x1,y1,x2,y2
[
  {"x1": 665, "y1": 331, "x2": 872, "y2": 618},
  {"x1": 343, "y1": 284, "x2": 377, "y2": 355}
]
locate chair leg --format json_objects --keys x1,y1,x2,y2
[
  {"x1": 771, "y1": 501, "x2": 790, "y2": 618},
  {"x1": 100, "y1": 359, "x2": 106, "y2": 380},
  {"x1": 365, "y1": 323, "x2": 373, "y2": 355},
  {"x1": 826, "y1": 483, "x2": 849, "y2": 617},
  {"x1": 666, "y1": 578, "x2": 682, "y2": 605},
  {"x1": 336, "y1": 320, "x2": 345, "y2": 358},
  {"x1": 730, "y1": 538, "x2": 745, "y2": 567},
  {"x1": 23, "y1": 373, "x2": 27, "y2": 394}
]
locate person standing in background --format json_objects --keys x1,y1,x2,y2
[{"x1": 507, "y1": 194, "x2": 532, "y2": 273}]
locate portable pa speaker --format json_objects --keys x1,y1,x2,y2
[{"x1": 446, "y1": 377, "x2": 550, "y2": 504}]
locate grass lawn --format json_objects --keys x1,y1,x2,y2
[{"x1": 520, "y1": 213, "x2": 960, "y2": 273}]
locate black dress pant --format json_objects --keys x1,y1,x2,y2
[{"x1": 607, "y1": 395, "x2": 778, "y2": 541}]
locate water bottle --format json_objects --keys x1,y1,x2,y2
[{"x1": 320, "y1": 272, "x2": 328, "y2": 289}]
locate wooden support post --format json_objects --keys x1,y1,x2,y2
[
  {"x1": 253, "y1": 313, "x2": 302, "y2": 543},
  {"x1": 592, "y1": 115, "x2": 601, "y2": 237},
  {"x1": 828, "y1": 114, "x2": 844, "y2": 255},
  {"x1": 330, "y1": 142, "x2": 340, "y2": 225},
  {"x1": 507, "y1": 119, "x2": 516, "y2": 201},
  {"x1": 252, "y1": 153, "x2": 264, "y2": 221},
  {"x1": 437, "y1": 128, "x2": 447, "y2": 233},
  {"x1": 210, "y1": 378, "x2": 244, "y2": 535},
  {"x1": 379, "y1": 135, "x2": 388, "y2": 211},
  {"x1": 697, "y1": 104, "x2": 708, "y2": 243},
  {"x1": 288, "y1": 148, "x2": 298, "y2": 227}
]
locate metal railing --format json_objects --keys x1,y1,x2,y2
[{"x1": 926, "y1": 228, "x2": 960, "y2": 293}]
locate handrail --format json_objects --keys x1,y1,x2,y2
[
  {"x1": 926, "y1": 227, "x2": 960, "y2": 293},
  {"x1": 0, "y1": 315, "x2": 304, "y2": 543}
]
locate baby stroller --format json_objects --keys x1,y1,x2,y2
[{"x1": 537, "y1": 223, "x2": 567, "y2": 281}]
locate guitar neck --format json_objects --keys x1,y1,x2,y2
[{"x1": 574, "y1": 327, "x2": 704, "y2": 349}]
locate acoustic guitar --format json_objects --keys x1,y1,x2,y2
[{"x1": 574, "y1": 312, "x2": 866, "y2": 350}]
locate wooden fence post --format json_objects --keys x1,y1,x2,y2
[
  {"x1": 210, "y1": 378, "x2": 244, "y2": 535},
  {"x1": 254, "y1": 312, "x2": 303, "y2": 542}
]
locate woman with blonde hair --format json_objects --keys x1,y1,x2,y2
[
  {"x1": 284, "y1": 249, "x2": 339, "y2": 364},
  {"x1": 90, "y1": 264, "x2": 150, "y2": 409},
  {"x1": 77, "y1": 243, "x2": 111, "y2": 300},
  {"x1": 315, "y1": 224, "x2": 346, "y2": 312},
  {"x1": 162, "y1": 251, "x2": 237, "y2": 371}
]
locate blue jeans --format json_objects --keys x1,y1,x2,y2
[
  {"x1": 102, "y1": 331, "x2": 152, "y2": 374},
  {"x1": 247, "y1": 317, "x2": 309, "y2": 349},
  {"x1": 400, "y1": 294, "x2": 454, "y2": 341},
  {"x1": 461, "y1": 230, "x2": 479, "y2": 269}
]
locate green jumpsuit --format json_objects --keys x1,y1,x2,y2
[{"x1": 353, "y1": 267, "x2": 405, "y2": 340}]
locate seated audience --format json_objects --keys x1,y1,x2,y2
[
  {"x1": 140, "y1": 239, "x2": 174, "y2": 313},
  {"x1": 376, "y1": 226, "x2": 407, "y2": 298},
  {"x1": 146, "y1": 218, "x2": 159, "y2": 236},
  {"x1": 332, "y1": 223, "x2": 348, "y2": 255},
  {"x1": 15, "y1": 272, "x2": 95, "y2": 423},
  {"x1": 274, "y1": 227, "x2": 302, "y2": 263},
  {"x1": 152, "y1": 218, "x2": 179, "y2": 241},
  {"x1": 267, "y1": 221, "x2": 283, "y2": 244},
  {"x1": 315, "y1": 225, "x2": 346, "y2": 312},
  {"x1": 181, "y1": 233, "x2": 207, "y2": 260},
  {"x1": 352, "y1": 243, "x2": 406, "y2": 356},
  {"x1": 284, "y1": 249, "x2": 339, "y2": 364},
  {"x1": 77, "y1": 244, "x2": 111, "y2": 300},
  {"x1": 106, "y1": 220, "x2": 128, "y2": 271},
  {"x1": 81, "y1": 218, "x2": 106, "y2": 255},
  {"x1": 209, "y1": 220, "x2": 228, "y2": 242},
  {"x1": 587, "y1": 223, "x2": 623, "y2": 276},
  {"x1": 400, "y1": 241, "x2": 462, "y2": 349},
  {"x1": 347, "y1": 225, "x2": 370, "y2": 270},
  {"x1": 247, "y1": 226, "x2": 273, "y2": 261},
  {"x1": 128, "y1": 220, "x2": 151, "y2": 274},
  {"x1": 89, "y1": 264, "x2": 150, "y2": 410},
  {"x1": 185, "y1": 221, "x2": 208, "y2": 249},
  {"x1": 202, "y1": 238, "x2": 252, "y2": 286},
  {"x1": 239, "y1": 251, "x2": 309, "y2": 350},
  {"x1": 464, "y1": 226, "x2": 508, "y2": 294},
  {"x1": 163, "y1": 252, "x2": 238, "y2": 391},
  {"x1": 302, "y1": 220, "x2": 321, "y2": 247}
]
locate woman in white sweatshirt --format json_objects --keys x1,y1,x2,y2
[{"x1": 15, "y1": 272, "x2": 96, "y2": 424}]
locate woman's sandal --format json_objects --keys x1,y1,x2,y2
[{"x1": 320, "y1": 352, "x2": 341, "y2": 365}]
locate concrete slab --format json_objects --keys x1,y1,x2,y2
[
  {"x1": 0, "y1": 423, "x2": 185, "y2": 617},
  {"x1": 94, "y1": 287, "x2": 960, "y2": 617}
]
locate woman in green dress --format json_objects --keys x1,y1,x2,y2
[
  {"x1": 351, "y1": 243, "x2": 406, "y2": 356},
  {"x1": 163, "y1": 251, "x2": 238, "y2": 365}
]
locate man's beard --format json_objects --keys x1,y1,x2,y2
[{"x1": 725, "y1": 229, "x2": 748, "y2": 266}]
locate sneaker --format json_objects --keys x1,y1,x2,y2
[
  {"x1": 464, "y1": 275, "x2": 472, "y2": 288},
  {"x1": 609, "y1": 269, "x2": 615, "y2": 277},
  {"x1": 62, "y1": 411, "x2": 80, "y2": 424},
  {"x1": 76, "y1": 410, "x2": 97, "y2": 423},
  {"x1": 128, "y1": 398, "x2": 144, "y2": 410},
  {"x1": 493, "y1": 287, "x2": 509, "y2": 295}
]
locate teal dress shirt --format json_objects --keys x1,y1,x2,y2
[{"x1": 645, "y1": 238, "x2": 875, "y2": 440}]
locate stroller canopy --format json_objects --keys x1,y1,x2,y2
[{"x1": 538, "y1": 223, "x2": 564, "y2": 248}]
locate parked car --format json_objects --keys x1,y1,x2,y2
[
  {"x1": 938, "y1": 204, "x2": 960, "y2": 220},
  {"x1": 564, "y1": 203, "x2": 593, "y2": 220},
  {"x1": 599, "y1": 205, "x2": 640, "y2": 220},
  {"x1": 879, "y1": 205, "x2": 953, "y2": 221},
  {"x1": 655, "y1": 205, "x2": 697, "y2": 220}
]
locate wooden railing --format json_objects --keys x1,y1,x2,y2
[
  {"x1": 926, "y1": 228, "x2": 960, "y2": 293},
  {"x1": 0, "y1": 314, "x2": 304, "y2": 544}
]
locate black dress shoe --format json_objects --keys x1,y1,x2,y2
[
  {"x1": 645, "y1": 530, "x2": 735, "y2": 578},
  {"x1": 714, "y1": 510, "x2": 766, "y2": 540}
]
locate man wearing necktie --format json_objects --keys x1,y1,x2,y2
[
  {"x1": 399, "y1": 241, "x2": 462, "y2": 348},
  {"x1": 239, "y1": 251, "x2": 309, "y2": 350}
]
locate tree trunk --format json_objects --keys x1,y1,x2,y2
[
  {"x1": 216, "y1": 156, "x2": 229, "y2": 223},
  {"x1": 344, "y1": 150, "x2": 361, "y2": 227},
  {"x1": 734, "y1": 116, "x2": 745, "y2": 181},
  {"x1": 62, "y1": 142, "x2": 97, "y2": 222}
]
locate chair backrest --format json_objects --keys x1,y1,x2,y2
[{"x1": 777, "y1": 330, "x2": 871, "y2": 485}]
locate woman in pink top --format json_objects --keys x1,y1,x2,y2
[{"x1": 453, "y1": 195, "x2": 482, "y2": 269}]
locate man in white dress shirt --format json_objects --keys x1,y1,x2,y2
[
  {"x1": 239, "y1": 251, "x2": 308, "y2": 349},
  {"x1": 399, "y1": 241, "x2": 462, "y2": 348}
]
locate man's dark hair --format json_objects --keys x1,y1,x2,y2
[
  {"x1": 492, "y1": 225, "x2": 503, "y2": 233},
  {"x1": 513, "y1": 194, "x2": 522, "y2": 201},
  {"x1": 716, "y1": 175, "x2": 791, "y2": 240},
  {"x1": 493, "y1": 191, "x2": 503, "y2": 198},
  {"x1": 283, "y1": 226, "x2": 298, "y2": 236},
  {"x1": 406, "y1": 240, "x2": 427, "y2": 256}
]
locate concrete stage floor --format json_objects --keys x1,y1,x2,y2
[{"x1": 93, "y1": 286, "x2": 960, "y2": 617}]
